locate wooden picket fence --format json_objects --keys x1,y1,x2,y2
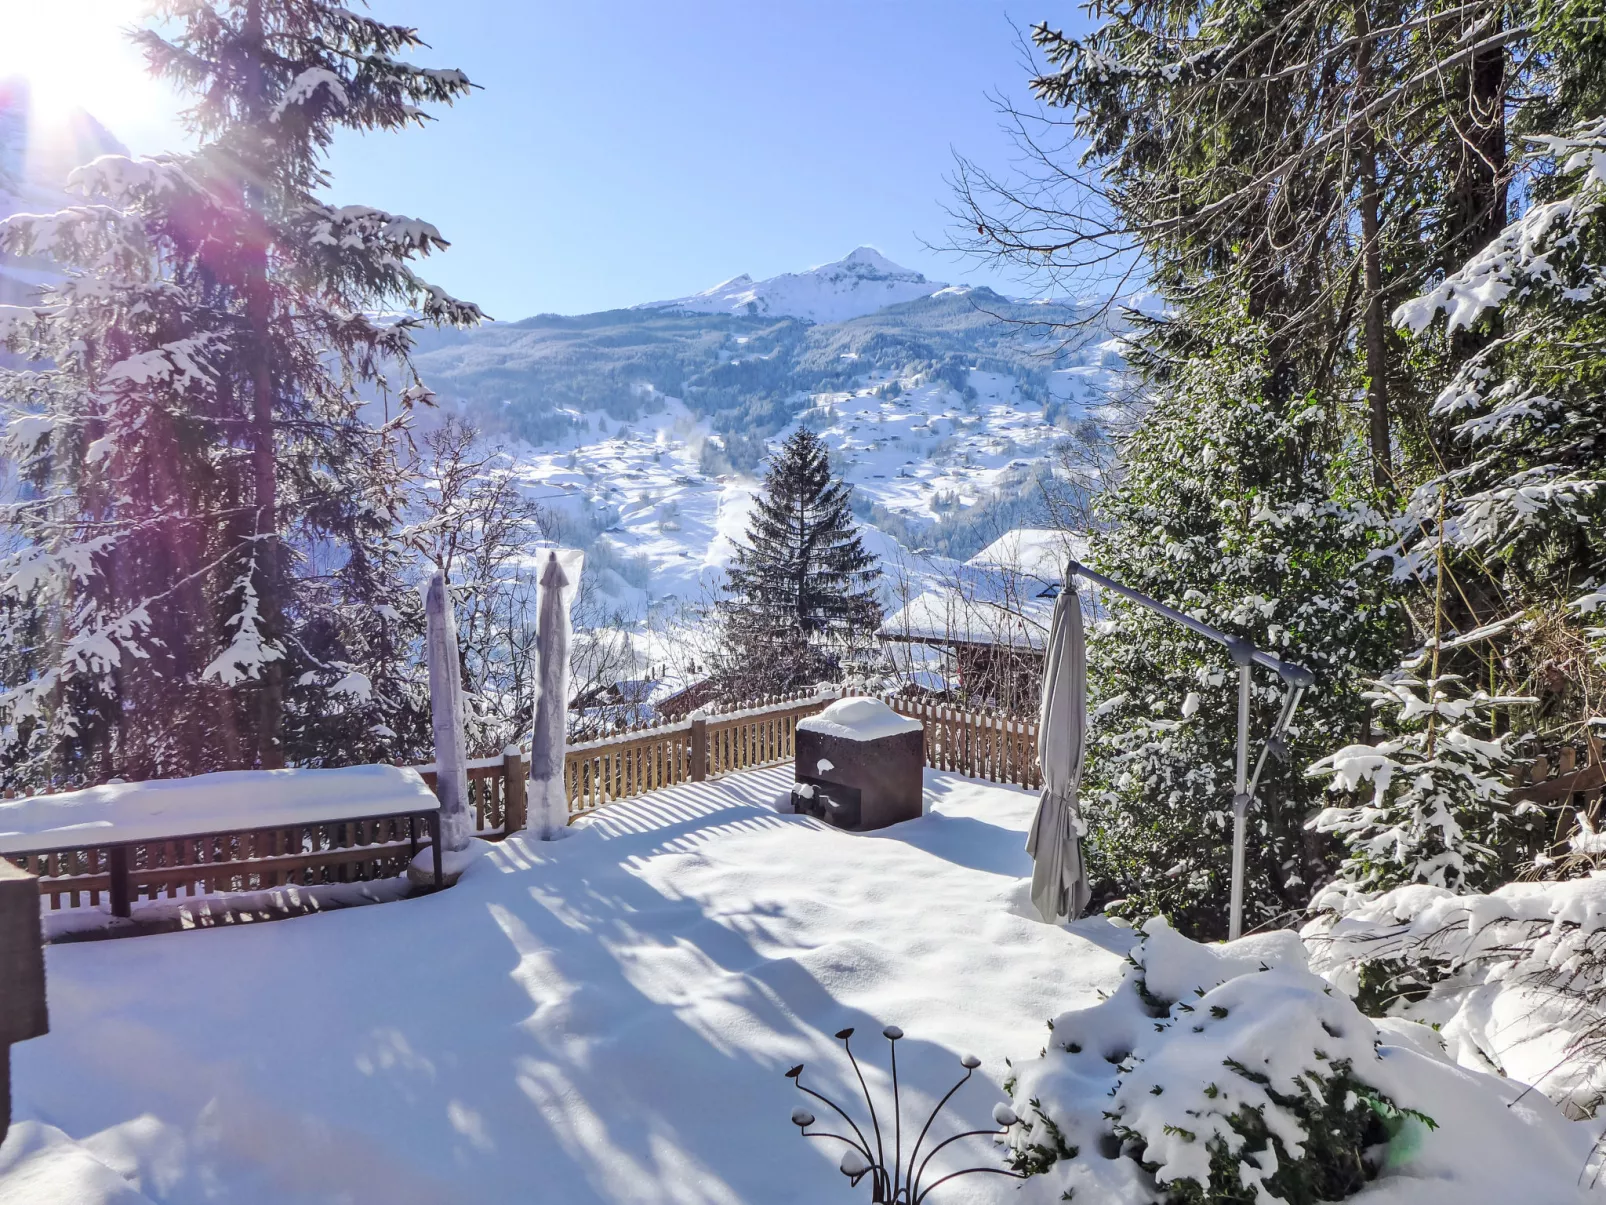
[
  {"x1": 1512, "y1": 738, "x2": 1605, "y2": 809},
  {"x1": 561, "y1": 691, "x2": 1041, "y2": 817},
  {"x1": 564, "y1": 691, "x2": 831, "y2": 819},
  {"x1": 882, "y1": 697, "x2": 1042, "y2": 790}
]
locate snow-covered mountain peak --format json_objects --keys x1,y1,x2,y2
[
  {"x1": 640, "y1": 246, "x2": 946, "y2": 325},
  {"x1": 834, "y1": 245, "x2": 914, "y2": 275}
]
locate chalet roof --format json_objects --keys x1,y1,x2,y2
[{"x1": 879, "y1": 528, "x2": 1087, "y2": 651}]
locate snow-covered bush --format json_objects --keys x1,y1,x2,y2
[
  {"x1": 1306, "y1": 876, "x2": 1606, "y2": 1120},
  {"x1": 1306, "y1": 676, "x2": 1526, "y2": 897},
  {"x1": 1004, "y1": 918, "x2": 1603, "y2": 1203},
  {"x1": 1003, "y1": 919, "x2": 1413, "y2": 1203}
]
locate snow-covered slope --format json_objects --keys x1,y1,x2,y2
[
  {"x1": 640, "y1": 246, "x2": 944, "y2": 324},
  {"x1": 410, "y1": 256, "x2": 1134, "y2": 639},
  {"x1": 502, "y1": 350, "x2": 1125, "y2": 622}
]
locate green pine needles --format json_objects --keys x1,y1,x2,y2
[
  {"x1": 1308, "y1": 676, "x2": 1527, "y2": 899},
  {"x1": 1080, "y1": 331, "x2": 1402, "y2": 938},
  {"x1": 716, "y1": 428, "x2": 882, "y2": 697}
]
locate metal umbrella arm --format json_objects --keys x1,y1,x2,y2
[
  {"x1": 1065, "y1": 560, "x2": 1314, "y2": 940},
  {"x1": 1067, "y1": 561, "x2": 1314, "y2": 688},
  {"x1": 1246, "y1": 685, "x2": 1307, "y2": 803}
]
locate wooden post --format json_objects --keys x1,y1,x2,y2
[
  {"x1": 107, "y1": 845, "x2": 131, "y2": 919},
  {"x1": 0, "y1": 859, "x2": 49, "y2": 1146},
  {"x1": 428, "y1": 812, "x2": 444, "y2": 889},
  {"x1": 690, "y1": 715, "x2": 708, "y2": 782},
  {"x1": 503, "y1": 749, "x2": 527, "y2": 833}
]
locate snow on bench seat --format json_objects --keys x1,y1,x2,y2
[{"x1": 0, "y1": 764, "x2": 439, "y2": 854}]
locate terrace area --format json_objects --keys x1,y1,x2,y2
[{"x1": 3, "y1": 765, "x2": 1131, "y2": 1205}]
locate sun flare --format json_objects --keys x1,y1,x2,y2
[{"x1": 0, "y1": 1, "x2": 181, "y2": 182}]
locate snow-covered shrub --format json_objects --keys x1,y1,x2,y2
[
  {"x1": 1004, "y1": 919, "x2": 1416, "y2": 1203},
  {"x1": 1005, "y1": 918, "x2": 1605, "y2": 1203},
  {"x1": 1305, "y1": 876, "x2": 1606, "y2": 1119},
  {"x1": 1306, "y1": 676, "x2": 1526, "y2": 897}
]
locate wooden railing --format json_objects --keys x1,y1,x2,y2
[
  {"x1": 1513, "y1": 737, "x2": 1605, "y2": 807},
  {"x1": 883, "y1": 697, "x2": 1041, "y2": 790},
  {"x1": 414, "y1": 748, "x2": 527, "y2": 837},
  {"x1": 6, "y1": 749, "x2": 526, "y2": 915},
  {"x1": 561, "y1": 692, "x2": 1042, "y2": 817},
  {"x1": 564, "y1": 691, "x2": 832, "y2": 819},
  {"x1": 6, "y1": 700, "x2": 1043, "y2": 914}
]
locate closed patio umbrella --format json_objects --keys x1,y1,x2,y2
[
  {"x1": 1026, "y1": 582, "x2": 1092, "y2": 924},
  {"x1": 529, "y1": 548, "x2": 584, "y2": 840},
  {"x1": 425, "y1": 569, "x2": 472, "y2": 854}
]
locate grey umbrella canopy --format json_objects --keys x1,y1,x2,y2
[
  {"x1": 529, "y1": 549, "x2": 583, "y2": 840},
  {"x1": 1026, "y1": 582, "x2": 1092, "y2": 924},
  {"x1": 424, "y1": 570, "x2": 472, "y2": 853}
]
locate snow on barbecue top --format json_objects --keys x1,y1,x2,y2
[
  {"x1": 0, "y1": 764, "x2": 439, "y2": 853},
  {"x1": 796, "y1": 696, "x2": 923, "y2": 741}
]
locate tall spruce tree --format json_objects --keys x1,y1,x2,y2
[
  {"x1": 0, "y1": 1, "x2": 481, "y2": 786},
  {"x1": 1080, "y1": 324, "x2": 1402, "y2": 937},
  {"x1": 717, "y1": 428, "x2": 881, "y2": 696}
]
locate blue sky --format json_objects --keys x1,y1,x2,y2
[
  {"x1": 325, "y1": 1, "x2": 1077, "y2": 318},
  {"x1": 9, "y1": 1, "x2": 1088, "y2": 319}
]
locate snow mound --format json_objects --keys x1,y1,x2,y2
[
  {"x1": 1306, "y1": 873, "x2": 1606, "y2": 1118},
  {"x1": 639, "y1": 246, "x2": 944, "y2": 324},
  {"x1": 1006, "y1": 917, "x2": 1606, "y2": 1204},
  {"x1": 0, "y1": 764, "x2": 438, "y2": 853},
  {"x1": 796, "y1": 696, "x2": 923, "y2": 741},
  {"x1": 0, "y1": 1121, "x2": 154, "y2": 1204}
]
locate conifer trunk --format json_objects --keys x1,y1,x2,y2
[
  {"x1": 1355, "y1": 3, "x2": 1391, "y2": 493},
  {"x1": 242, "y1": 0, "x2": 284, "y2": 768}
]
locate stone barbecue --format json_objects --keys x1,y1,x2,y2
[{"x1": 791, "y1": 697, "x2": 924, "y2": 831}]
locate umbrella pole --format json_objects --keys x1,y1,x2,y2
[{"x1": 1229, "y1": 662, "x2": 1251, "y2": 941}]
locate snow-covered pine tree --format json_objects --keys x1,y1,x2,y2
[
  {"x1": 0, "y1": 1, "x2": 481, "y2": 786},
  {"x1": 1307, "y1": 675, "x2": 1523, "y2": 904},
  {"x1": 1383, "y1": 118, "x2": 1606, "y2": 749},
  {"x1": 717, "y1": 427, "x2": 881, "y2": 696},
  {"x1": 1081, "y1": 323, "x2": 1402, "y2": 938}
]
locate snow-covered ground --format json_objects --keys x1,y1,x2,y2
[
  {"x1": 5, "y1": 765, "x2": 1601, "y2": 1204},
  {"x1": 2, "y1": 769, "x2": 1130, "y2": 1204}
]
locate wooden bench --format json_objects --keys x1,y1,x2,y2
[
  {"x1": 1, "y1": 765, "x2": 450, "y2": 917},
  {"x1": 4, "y1": 807, "x2": 445, "y2": 917}
]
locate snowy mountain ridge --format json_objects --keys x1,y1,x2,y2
[
  {"x1": 638, "y1": 245, "x2": 946, "y2": 324},
  {"x1": 404, "y1": 258, "x2": 1135, "y2": 638}
]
